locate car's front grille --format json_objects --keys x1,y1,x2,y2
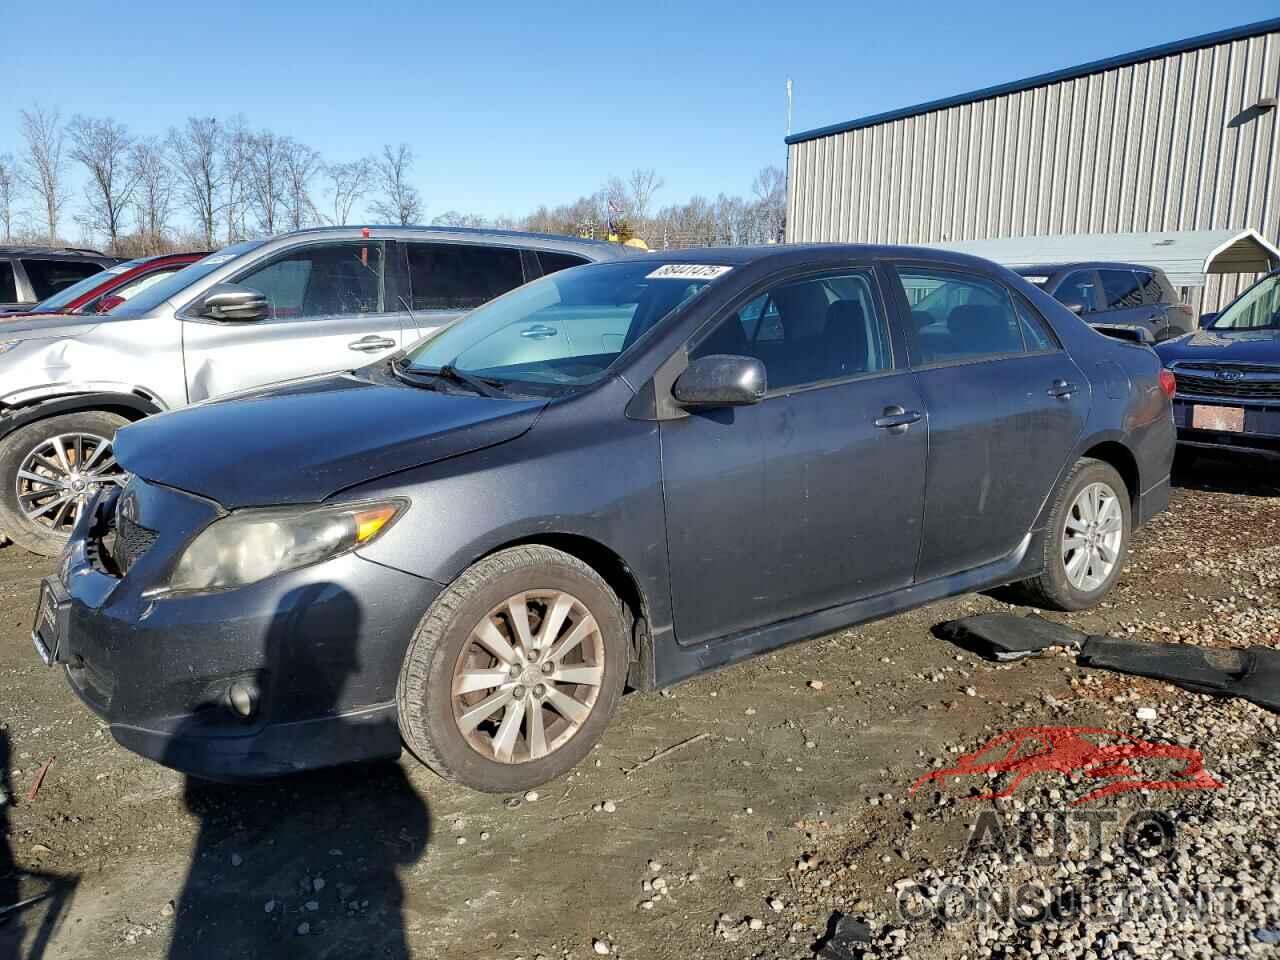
[
  {"x1": 1173, "y1": 364, "x2": 1280, "y2": 401},
  {"x1": 112, "y1": 513, "x2": 159, "y2": 575}
]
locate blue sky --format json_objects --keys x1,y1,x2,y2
[{"x1": 2, "y1": 2, "x2": 1276, "y2": 226}]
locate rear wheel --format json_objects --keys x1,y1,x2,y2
[
  {"x1": 396, "y1": 545, "x2": 628, "y2": 793},
  {"x1": 0, "y1": 411, "x2": 130, "y2": 556},
  {"x1": 1014, "y1": 457, "x2": 1131, "y2": 611}
]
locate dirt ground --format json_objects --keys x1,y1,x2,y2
[{"x1": 1, "y1": 455, "x2": 1278, "y2": 960}]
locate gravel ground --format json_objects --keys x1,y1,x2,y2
[{"x1": 1, "y1": 454, "x2": 1278, "y2": 960}]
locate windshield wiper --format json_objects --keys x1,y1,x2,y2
[{"x1": 390, "y1": 356, "x2": 507, "y2": 398}]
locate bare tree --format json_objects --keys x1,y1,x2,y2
[
  {"x1": 167, "y1": 117, "x2": 223, "y2": 248},
  {"x1": 432, "y1": 210, "x2": 487, "y2": 228},
  {"x1": 280, "y1": 138, "x2": 322, "y2": 231},
  {"x1": 68, "y1": 115, "x2": 138, "y2": 251},
  {"x1": 0, "y1": 155, "x2": 16, "y2": 242},
  {"x1": 17, "y1": 105, "x2": 69, "y2": 242},
  {"x1": 370, "y1": 143, "x2": 422, "y2": 226},
  {"x1": 627, "y1": 168, "x2": 664, "y2": 224},
  {"x1": 130, "y1": 138, "x2": 175, "y2": 253},
  {"x1": 244, "y1": 129, "x2": 289, "y2": 236},
  {"x1": 751, "y1": 165, "x2": 786, "y2": 242},
  {"x1": 221, "y1": 117, "x2": 251, "y2": 242},
  {"x1": 325, "y1": 158, "x2": 371, "y2": 225}
]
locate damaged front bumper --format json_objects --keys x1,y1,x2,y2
[{"x1": 37, "y1": 480, "x2": 441, "y2": 780}]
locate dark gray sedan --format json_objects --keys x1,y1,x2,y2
[{"x1": 36, "y1": 244, "x2": 1175, "y2": 793}]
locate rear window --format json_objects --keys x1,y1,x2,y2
[
  {"x1": 406, "y1": 243, "x2": 525, "y2": 311},
  {"x1": 0, "y1": 261, "x2": 15, "y2": 302},
  {"x1": 21, "y1": 259, "x2": 105, "y2": 300}
]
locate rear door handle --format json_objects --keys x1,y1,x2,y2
[
  {"x1": 348, "y1": 335, "x2": 397, "y2": 352},
  {"x1": 874, "y1": 405, "x2": 922, "y2": 434},
  {"x1": 1048, "y1": 380, "x2": 1079, "y2": 399}
]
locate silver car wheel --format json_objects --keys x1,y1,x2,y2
[
  {"x1": 16, "y1": 432, "x2": 127, "y2": 534},
  {"x1": 1061, "y1": 481, "x2": 1124, "y2": 592},
  {"x1": 452, "y1": 589, "x2": 605, "y2": 764}
]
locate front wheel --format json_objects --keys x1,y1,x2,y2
[
  {"x1": 1014, "y1": 457, "x2": 1131, "y2": 611},
  {"x1": 0, "y1": 411, "x2": 130, "y2": 556},
  {"x1": 396, "y1": 545, "x2": 629, "y2": 793}
]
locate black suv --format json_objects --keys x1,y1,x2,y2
[
  {"x1": 1016, "y1": 262, "x2": 1194, "y2": 343},
  {"x1": 0, "y1": 247, "x2": 121, "y2": 313}
]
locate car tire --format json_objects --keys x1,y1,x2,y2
[
  {"x1": 396, "y1": 545, "x2": 629, "y2": 793},
  {"x1": 0, "y1": 411, "x2": 130, "y2": 557},
  {"x1": 1014, "y1": 457, "x2": 1131, "y2": 612}
]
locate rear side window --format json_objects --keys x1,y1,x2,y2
[
  {"x1": 896, "y1": 268, "x2": 1024, "y2": 363},
  {"x1": 1013, "y1": 295, "x2": 1060, "y2": 352},
  {"x1": 21, "y1": 259, "x2": 104, "y2": 300},
  {"x1": 0, "y1": 261, "x2": 15, "y2": 302},
  {"x1": 1100, "y1": 269, "x2": 1144, "y2": 309},
  {"x1": 691, "y1": 268, "x2": 892, "y2": 391},
  {"x1": 1136, "y1": 270, "x2": 1167, "y2": 305},
  {"x1": 407, "y1": 243, "x2": 524, "y2": 310},
  {"x1": 537, "y1": 251, "x2": 589, "y2": 276},
  {"x1": 1055, "y1": 270, "x2": 1098, "y2": 313}
]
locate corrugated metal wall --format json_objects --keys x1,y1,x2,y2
[{"x1": 786, "y1": 29, "x2": 1280, "y2": 312}]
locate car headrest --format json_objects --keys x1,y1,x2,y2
[{"x1": 824, "y1": 300, "x2": 868, "y2": 373}]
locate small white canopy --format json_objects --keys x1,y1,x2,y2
[{"x1": 928, "y1": 228, "x2": 1280, "y2": 288}]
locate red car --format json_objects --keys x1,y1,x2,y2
[
  {"x1": 911, "y1": 725, "x2": 1222, "y2": 805},
  {"x1": 2, "y1": 252, "x2": 208, "y2": 318}
]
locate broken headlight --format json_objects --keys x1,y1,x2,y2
[{"x1": 160, "y1": 499, "x2": 406, "y2": 594}]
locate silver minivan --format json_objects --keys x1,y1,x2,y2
[{"x1": 0, "y1": 226, "x2": 623, "y2": 554}]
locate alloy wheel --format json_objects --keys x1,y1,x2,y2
[
  {"x1": 451, "y1": 589, "x2": 605, "y2": 764},
  {"x1": 16, "y1": 432, "x2": 127, "y2": 535},
  {"x1": 1061, "y1": 481, "x2": 1123, "y2": 592}
]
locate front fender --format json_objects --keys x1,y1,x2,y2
[{"x1": 0, "y1": 390, "x2": 164, "y2": 442}]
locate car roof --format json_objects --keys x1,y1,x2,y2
[
  {"x1": 0, "y1": 245, "x2": 118, "y2": 262},
  {"x1": 1014, "y1": 262, "x2": 1163, "y2": 275},
  {"x1": 260, "y1": 225, "x2": 625, "y2": 260},
  {"x1": 619, "y1": 242, "x2": 1013, "y2": 272}
]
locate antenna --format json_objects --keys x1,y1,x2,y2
[{"x1": 786, "y1": 78, "x2": 793, "y2": 136}]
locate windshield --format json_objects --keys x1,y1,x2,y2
[
  {"x1": 32, "y1": 260, "x2": 140, "y2": 312},
  {"x1": 109, "y1": 241, "x2": 265, "y2": 318},
  {"x1": 1210, "y1": 273, "x2": 1280, "y2": 331},
  {"x1": 401, "y1": 260, "x2": 725, "y2": 392}
]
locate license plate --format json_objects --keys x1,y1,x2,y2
[
  {"x1": 31, "y1": 576, "x2": 71, "y2": 666},
  {"x1": 1192, "y1": 404, "x2": 1245, "y2": 433}
]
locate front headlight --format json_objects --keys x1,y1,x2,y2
[{"x1": 162, "y1": 499, "x2": 406, "y2": 593}]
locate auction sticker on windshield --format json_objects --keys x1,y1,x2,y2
[{"x1": 645, "y1": 264, "x2": 733, "y2": 281}]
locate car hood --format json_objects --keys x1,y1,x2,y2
[
  {"x1": 0, "y1": 311, "x2": 101, "y2": 338},
  {"x1": 114, "y1": 373, "x2": 547, "y2": 509},
  {"x1": 1156, "y1": 327, "x2": 1280, "y2": 365}
]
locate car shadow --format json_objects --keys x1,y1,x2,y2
[
  {"x1": 1171, "y1": 450, "x2": 1280, "y2": 497},
  {"x1": 164, "y1": 585, "x2": 431, "y2": 959}
]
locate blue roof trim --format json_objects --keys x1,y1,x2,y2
[{"x1": 785, "y1": 16, "x2": 1280, "y2": 145}]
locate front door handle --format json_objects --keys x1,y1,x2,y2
[
  {"x1": 520, "y1": 324, "x2": 558, "y2": 340},
  {"x1": 874, "y1": 405, "x2": 922, "y2": 434},
  {"x1": 348, "y1": 335, "x2": 397, "y2": 352},
  {"x1": 1048, "y1": 379, "x2": 1079, "y2": 399}
]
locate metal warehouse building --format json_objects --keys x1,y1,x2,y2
[{"x1": 785, "y1": 17, "x2": 1280, "y2": 312}]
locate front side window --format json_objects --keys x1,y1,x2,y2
[
  {"x1": 401, "y1": 259, "x2": 722, "y2": 392},
  {"x1": 1055, "y1": 270, "x2": 1098, "y2": 313},
  {"x1": 1210, "y1": 274, "x2": 1280, "y2": 331},
  {"x1": 896, "y1": 268, "x2": 1024, "y2": 364},
  {"x1": 237, "y1": 241, "x2": 384, "y2": 320},
  {"x1": 691, "y1": 269, "x2": 892, "y2": 391},
  {"x1": 21, "y1": 259, "x2": 104, "y2": 300},
  {"x1": 407, "y1": 243, "x2": 524, "y2": 311},
  {"x1": 0, "y1": 261, "x2": 15, "y2": 302},
  {"x1": 1100, "y1": 269, "x2": 1144, "y2": 309}
]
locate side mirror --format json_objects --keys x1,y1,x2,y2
[
  {"x1": 1198, "y1": 312, "x2": 1217, "y2": 329},
  {"x1": 1067, "y1": 302, "x2": 1086, "y2": 316},
  {"x1": 672, "y1": 354, "x2": 766, "y2": 408},
  {"x1": 95, "y1": 294, "x2": 125, "y2": 314},
  {"x1": 197, "y1": 283, "x2": 270, "y2": 322}
]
